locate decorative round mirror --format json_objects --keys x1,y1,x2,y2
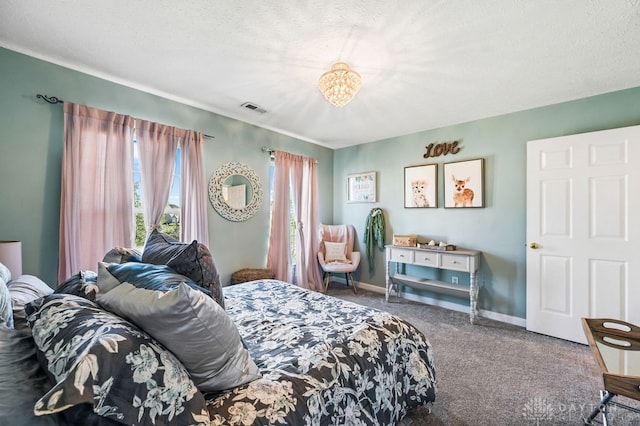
[{"x1": 208, "y1": 162, "x2": 263, "y2": 222}]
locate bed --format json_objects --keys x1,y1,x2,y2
[
  {"x1": 0, "y1": 236, "x2": 436, "y2": 425},
  {"x1": 207, "y1": 279, "x2": 437, "y2": 425}
]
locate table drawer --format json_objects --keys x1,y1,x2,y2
[
  {"x1": 413, "y1": 251, "x2": 439, "y2": 267},
  {"x1": 389, "y1": 248, "x2": 414, "y2": 263},
  {"x1": 441, "y1": 253, "x2": 470, "y2": 272}
]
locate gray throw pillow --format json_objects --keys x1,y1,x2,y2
[
  {"x1": 7, "y1": 275, "x2": 54, "y2": 306},
  {"x1": 96, "y1": 261, "x2": 212, "y2": 296},
  {"x1": 142, "y1": 229, "x2": 224, "y2": 309},
  {"x1": 7, "y1": 275, "x2": 54, "y2": 332},
  {"x1": 96, "y1": 267, "x2": 260, "y2": 392}
]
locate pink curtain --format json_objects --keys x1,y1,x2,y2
[
  {"x1": 298, "y1": 157, "x2": 323, "y2": 291},
  {"x1": 267, "y1": 152, "x2": 292, "y2": 282},
  {"x1": 289, "y1": 156, "x2": 305, "y2": 285},
  {"x1": 135, "y1": 122, "x2": 180, "y2": 233},
  {"x1": 267, "y1": 151, "x2": 323, "y2": 290},
  {"x1": 180, "y1": 132, "x2": 209, "y2": 245},
  {"x1": 59, "y1": 102, "x2": 134, "y2": 283}
]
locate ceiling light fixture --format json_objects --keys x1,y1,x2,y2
[{"x1": 318, "y1": 62, "x2": 362, "y2": 107}]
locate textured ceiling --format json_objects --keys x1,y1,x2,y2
[{"x1": 1, "y1": 0, "x2": 640, "y2": 149}]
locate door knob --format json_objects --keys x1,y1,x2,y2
[{"x1": 529, "y1": 242, "x2": 539, "y2": 249}]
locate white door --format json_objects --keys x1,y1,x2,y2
[{"x1": 526, "y1": 125, "x2": 640, "y2": 344}]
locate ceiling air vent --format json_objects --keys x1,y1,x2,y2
[{"x1": 240, "y1": 102, "x2": 267, "y2": 114}]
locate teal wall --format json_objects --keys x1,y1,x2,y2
[
  {"x1": 334, "y1": 87, "x2": 640, "y2": 319},
  {"x1": 0, "y1": 47, "x2": 334, "y2": 287},
  {"x1": 2, "y1": 45, "x2": 640, "y2": 320}
]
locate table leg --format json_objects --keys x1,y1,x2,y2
[
  {"x1": 583, "y1": 390, "x2": 615, "y2": 425},
  {"x1": 385, "y1": 259, "x2": 390, "y2": 301},
  {"x1": 469, "y1": 271, "x2": 478, "y2": 324}
]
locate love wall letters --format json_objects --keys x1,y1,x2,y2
[{"x1": 423, "y1": 140, "x2": 460, "y2": 159}]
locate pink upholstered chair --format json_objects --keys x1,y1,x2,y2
[{"x1": 317, "y1": 224, "x2": 361, "y2": 293}]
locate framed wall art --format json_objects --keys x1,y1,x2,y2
[
  {"x1": 443, "y1": 158, "x2": 484, "y2": 208},
  {"x1": 347, "y1": 171, "x2": 377, "y2": 203},
  {"x1": 404, "y1": 164, "x2": 437, "y2": 208}
]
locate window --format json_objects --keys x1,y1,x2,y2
[
  {"x1": 269, "y1": 163, "x2": 297, "y2": 260},
  {"x1": 133, "y1": 140, "x2": 181, "y2": 247}
]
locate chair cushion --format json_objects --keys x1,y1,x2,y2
[
  {"x1": 324, "y1": 241, "x2": 348, "y2": 263},
  {"x1": 321, "y1": 261, "x2": 358, "y2": 273}
]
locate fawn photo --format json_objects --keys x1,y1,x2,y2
[{"x1": 443, "y1": 159, "x2": 484, "y2": 208}]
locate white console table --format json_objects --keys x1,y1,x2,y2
[{"x1": 385, "y1": 245, "x2": 480, "y2": 323}]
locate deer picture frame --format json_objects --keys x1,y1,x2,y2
[{"x1": 443, "y1": 158, "x2": 484, "y2": 208}]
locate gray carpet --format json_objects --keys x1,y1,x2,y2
[{"x1": 329, "y1": 285, "x2": 640, "y2": 426}]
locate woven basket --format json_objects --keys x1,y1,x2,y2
[{"x1": 231, "y1": 268, "x2": 275, "y2": 285}]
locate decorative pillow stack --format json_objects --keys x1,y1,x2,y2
[
  {"x1": 25, "y1": 293, "x2": 210, "y2": 426},
  {"x1": 142, "y1": 230, "x2": 224, "y2": 309},
  {"x1": 95, "y1": 261, "x2": 261, "y2": 392}
]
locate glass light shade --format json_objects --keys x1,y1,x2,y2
[
  {"x1": 0, "y1": 240, "x2": 22, "y2": 279},
  {"x1": 318, "y1": 62, "x2": 362, "y2": 107}
]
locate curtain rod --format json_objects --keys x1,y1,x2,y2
[
  {"x1": 36, "y1": 93, "x2": 215, "y2": 139},
  {"x1": 262, "y1": 146, "x2": 318, "y2": 163},
  {"x1": 262, "y1": 147, "x2": 275, "y2": 160}
]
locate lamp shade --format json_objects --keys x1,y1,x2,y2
[
  {"x1": 0, "y1": 241, "x2": 22, "y2": 279},
  {"x1": 318, "y1": 62, "x2": 362, "y2": 107}
]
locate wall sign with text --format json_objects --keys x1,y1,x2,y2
[
  {"x1": 347, "y1": 171, "x2": 377, "y2": 203},
  {"x1": 423, "y1": 140, "x2": 460, "y2": 159}
]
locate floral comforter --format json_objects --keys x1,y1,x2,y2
[{"x1": 206, "y1": 280, "x2": 436, "y2": 425}]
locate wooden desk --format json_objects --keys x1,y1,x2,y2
[
  {"x1": 582, "y1": 317, "x2": 640, "y2": 425},
  {"x1": 385, "y1": 245, "x2": 480, "y2": 323}
]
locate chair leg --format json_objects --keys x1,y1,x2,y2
[
  {"x1": 323, "y1": 272, "x2": 331, "y2": 293},
  {"x1": 349, "y1": 272, "x2": 357, "y2": 294}
]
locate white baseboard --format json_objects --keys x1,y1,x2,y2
[
  {"x1": 335, "y1": 277, "x2": 526, "y2": 327},
  {"x1": 478, "y1": 309, "x2": 526, "y2": 327}
]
